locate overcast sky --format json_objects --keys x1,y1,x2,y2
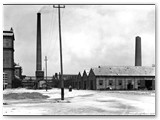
[{"x1": 3, "y1": 5, "x2": 155, "y2": 76}]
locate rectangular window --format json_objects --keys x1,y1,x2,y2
[
  {"x1": 109, "y1": 80, "x2": 113, "y2": 86},
  {"x1": 118, "y1": 80, "x2": 122, "y2": 85},
  {"x1": 99, "y1": 80, "x2": 103, "y2": 86}
]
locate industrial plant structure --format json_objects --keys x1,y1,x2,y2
[
  {"x1": 3, "y1": 28, "x2": 23, "y2": 88},
  {"x1": 4, "y1": 11, "x2": 155, "y2": 91},
  {"x1": 64, "y1": 36, "x2": 155, "y2": 90},
  {"x1": 3, "y1": 28, "x2": 15, "y2": 88}
]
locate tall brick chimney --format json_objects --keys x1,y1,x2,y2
[
  {"x1": 135, "y1": 36, "x2": 142, "y2": 66},
  {"x1": 36, "y1": 13, "x2": 42, "y2": 71},
  {"x1": 35, "y1": 13, "x2": 44, "y2": 84}
]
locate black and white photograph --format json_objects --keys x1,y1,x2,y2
[{"x1": 3, "y1": 4, "x2": 155, "y2": 116}]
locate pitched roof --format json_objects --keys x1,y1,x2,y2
[
  {"x1": 92, "y1": 66, "x2": 155, "y2": 76},
  {"x1": 84, "y1": 69, "x2": 90, "y2": 76}
]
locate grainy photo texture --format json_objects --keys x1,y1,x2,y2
[{"x1": 3, "y1": 4, "x2": 155, "y2": 115}]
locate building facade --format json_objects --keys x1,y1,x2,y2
[
  {"x1": 65, "y1": 66, "x2": 155, "y2": 91},
  {"x1": 3, "y1": 28, "x2": 15, "y2": 88},
  {"x1": 88, "y1": 66, "x2": 155, "y2": 90},
  {"x1": 14, "y1": 64, "x2": 22, "y2": 79}
]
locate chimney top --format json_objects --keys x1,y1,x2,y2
[
  {"x1": 10, "y1": 27, "x2": 13, "y2": 32},
  {"x1": 136, "y1": 36, "x2": 141, "y2": 39}
]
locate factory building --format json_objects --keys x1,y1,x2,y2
[
  {"x1": 65, "y1": 36, "x2": 155, "y2": 90},
  {"x1": 63, "y1": 74, "x2": 77, "y2": 88},
  {"x1": 88, "y1": 66, "x2": 155, "y2": 90},
  {"x1": 22, "y1": 76, "x2": 53, "y2": 89},
  {"x1": 22, "y1": 74, "x2": 77, "y2": 89},
  {"x1": 3, "y1": 28, "x2": 15, "y2": 88},
  {"x1": 14, "y1": 63, "x2": 22, "y2": 79},
  {"x1": 3, "y1": 28, "x2": 24, "y2": 88},
  {"x1": 70, "y1": 66, "x2": 155, "y2": 91}
]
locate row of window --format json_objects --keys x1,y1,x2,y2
[{"x1": 99, "y1": 80, "x2": 141, "y2": 86}]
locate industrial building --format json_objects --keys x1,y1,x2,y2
[
  {"x1": 68, "y1": 66, "x2": 155, "y2": 91},
  {"x1": 3, "y1": 28, "x2": 23, "y2": 88},
  {"x1": 88, "y1": 66, "x2": 155, "y2": 90},
  {"x1": 15, "y1": 64, "x2": 22, "y2": 79},
  {"x1": 3, "y1": 28, "x2": 15, "y2": 88},
  {"x1": 64, "y1": 36, "x2": 155, "y2": 90},
  {"x1": 7, "y1": 12, "x2": 154, "y2": 91}
]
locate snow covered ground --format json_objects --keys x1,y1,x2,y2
[{"x1": 3, "y1": 88, "x2": 155, "y2": 115}]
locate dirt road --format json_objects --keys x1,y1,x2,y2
[{"x1": 3, "y1": 88, "x2": 155, "y2": 115}]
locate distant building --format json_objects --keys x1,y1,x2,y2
[
  {"x1": 22, "y1": 76, "x2": 54, "y2": 89},
  {"x1": 22, "y1": 76, "x2": 35, "y2": 88},
  {"x1": 14, "y1": 63, "x2": 22, "y2": 79},
  {"x1": 3, "y1": 28, "x2": 15, "y2": 88},
  {"x1": 63, "y1": 74, "x2": 77, "y2": 88}
]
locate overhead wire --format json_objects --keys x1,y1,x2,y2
[
  {"x1": 44, "y1": 5, "x2": 66, "y2": 74},
  {"x1": 47, "y1": 8, "x2": 55, "y2": 58},
  {"x1": 47, "y1": 7, "x2": 59, "y2": 60}
]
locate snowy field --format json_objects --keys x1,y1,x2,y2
[{"x1": 3, "y1": 88, "x2": 155, "y2": 115}]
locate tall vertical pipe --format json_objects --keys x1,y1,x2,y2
[
  {"x1": 36, "y1": 13, "x2": 42, "y2": 71},
  {"x1": 135, "y1": 36, "x2": 142, "y2": 66}
]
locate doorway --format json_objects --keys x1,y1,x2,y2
[
  {"x1": 90, "y1": 80, "x2": 93, "y2": 90},
  {"x1": 127, "y1": 83, "x2": 133, "y2": 90},
  {"x1": 145, "y1": 80, "x2": 152, "y2": 90}
]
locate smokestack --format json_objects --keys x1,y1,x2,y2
[
  {"x1": 36, "y1": 13, "x2": 42, "y2": 71},
  {"x1": 35, "y1": 13, "x2": 44, "y2": 84},
  {"x1": 135, "y1": 36, "x2": 142, "y2": 66}
]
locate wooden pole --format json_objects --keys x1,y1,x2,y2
[
  {"x1": 53, "y1": 5, "x2": 65, "y2": 100},
  {"x1": 44, "y1": 56, "x2": 48, "y2": 91}
]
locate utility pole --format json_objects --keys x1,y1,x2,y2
[
  {"x1": 44, "y1": 56, "x2": 48, "y2": 91},
  {"x1": 53, "y1": 5, "x2": 65, "y2": 100}
]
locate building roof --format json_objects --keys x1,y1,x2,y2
[
  {"x1": 85, "y1": 69, "x2": 90, "y2": 76},
  {"x1": 3, "y1": 29, "x2": 15, "y2": 40},
  {"x1": 82, "y1": 69, "x2": 90, "y2": 76},
  {"x1": 79, "y1": 71, "x2": 84, "y2": 76},
  {"x1": 92, "y1": 66, "x2": 155, "y2": 76}
]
